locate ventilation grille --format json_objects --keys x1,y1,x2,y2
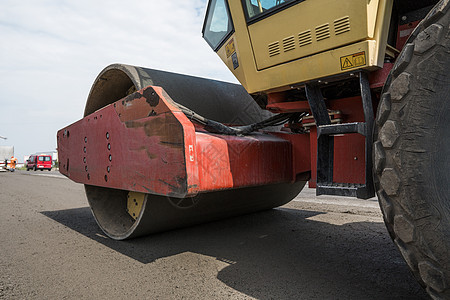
[
  {"x1": 315, "y1": 23, "x2": 330, "y2": 41},
  {"x1": 298, "y1": 30, "x2": 312, "y2": 47},
  {"x1": 268, "y1": 41, "x2": 280, "y2": 57},
  {"x1": 266, "y1": 16, "x2": 349, "y2": 59},
  {"x1": 283, "y1": 36, "x2": 296, "y2": 52},
  {"x1": 334, "y1": 16, "x2": 350, "y2": 35}
]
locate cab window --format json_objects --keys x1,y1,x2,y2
[
  {"x1": 203, "y1": 0, "x2": 234, "y2": 50},
  {"x1": 242, "y1": 0, "x2": 299, "y2": 22}
]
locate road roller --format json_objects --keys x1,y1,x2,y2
[{"x1": 58, "y1": 0, "x2": 449, "y2": 298}]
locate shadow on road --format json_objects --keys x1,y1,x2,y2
[{"x1": 42, "y1": 207, "x2": 428, "y2": 299}]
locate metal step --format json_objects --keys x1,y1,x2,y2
[
  {"x1": 305, "y1": 71, "x2": 375, "y2": 199},
  {"x1": 318, "y1": 122, "x2": 366, "y2": 136},
  {"x1": 317, "y1": 183, "x2": 373, "y2": 199}
]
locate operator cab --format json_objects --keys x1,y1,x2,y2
[{"x1": 202, "y1": 0, "x2": 439, "y2": 95}]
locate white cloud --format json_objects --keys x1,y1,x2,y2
[{"x1": 0, "y1": 0, "x2": 238, "y2": 161}]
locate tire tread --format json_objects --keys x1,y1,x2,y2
[{"x1": 374, "y1": 1, "x2": 450, "y2": 298}]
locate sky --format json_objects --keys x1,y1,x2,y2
[{"x1": 0, "y1": 0, "x2": 238, "y2": 162}]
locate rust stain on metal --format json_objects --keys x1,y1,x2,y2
[
  {"x1": 116, "y1": 87, "x2": 174, "y2": 123},
  {"x1": 143, "y1": 118, "x2": 165, "y2": 136},
  {"x1": 118, "y1": 100, "x2": 152, "y2": 122},
  {"x1": 159, "y1": 141, "x2": 183, "y2": 147},
  {"x1": 139, "y1": 117, "x2": 184, "y2": 148},
  {"x1": 125, "y1": 114, "x2": 183, "y2": 147},
  {"x1": 146, "y1": 152, "x2": 157, "y2": 159},
  {"x1": 132, "y1": 146, "x2": 158, "y2": 160},
  {"x1": 143, "y1": 87, "x2": 160, "y2": 107},
  {"x1": 158, "y1": 176, "x2": 188, "y2": 196},
  {"x1": 141, "y1": 185, "x2": 156, "y2": 194},
  {"x1": 123, "y1": 91, "x2": 145, "y2": 103}
]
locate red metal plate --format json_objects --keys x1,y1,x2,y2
[{"x1": 58, "y1": 86, "x2": 311, "y2": 197}]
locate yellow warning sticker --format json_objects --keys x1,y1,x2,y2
[
  {"x1": 225, "y1": 39, "x2": 236, "y2": 58},
  {"x1": 340, "y1": 51, "x2": 366, "y2": 70}
]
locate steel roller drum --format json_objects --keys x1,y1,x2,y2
[{"x1": 83, "y1": 64, "x2": 305, "y2": 240}]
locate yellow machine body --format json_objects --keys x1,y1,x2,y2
[{"x1": 211, "y1": 0, "x2": 393, "y2": 94}]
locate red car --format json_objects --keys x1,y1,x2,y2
[{"x1": 26, "y1": 155, "x2": 52, "y2": 171}]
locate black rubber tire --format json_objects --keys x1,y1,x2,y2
[{"x1": 373, "y1": 1, "x2": 450, "y2": 298}]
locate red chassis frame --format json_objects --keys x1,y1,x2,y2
[{"x1": 57, "y1": 86, "x2": 311, "y2": 198}]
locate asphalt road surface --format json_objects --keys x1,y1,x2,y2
[{"x1": 0, "y1": 170, "x2": 429, "y2": 299}]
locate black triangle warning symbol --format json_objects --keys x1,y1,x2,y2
[{"x1": 342, "y1": 57, "x2": 353, "y2": 69}]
